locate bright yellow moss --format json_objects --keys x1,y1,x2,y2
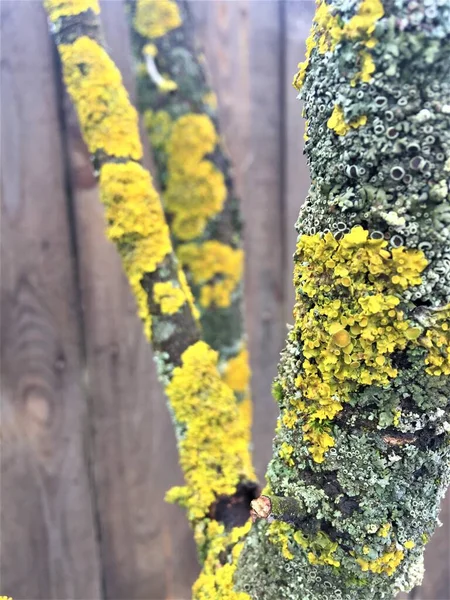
[
  {"x1": 134, "y1": 0, "x2": 181, "y2": 39},
  {"x1": 293, "y1": 0, "x2": 384, "y2": 90},
  {"x1": 164, "y1": 114, "x2": 227, "y2": 241},
  {"x1": 100, "y1": 161, "x2": 172, "y2": 339},
  {"x1": 327, "y1": 105, "x2": 367, "y2": 136},
  {"x1": 44, "y1": 0, "x2": 99, "y2": 20},
  {"x1": 58, "y1": 37, "x2": 142, "y2": 160},
  {"x1": 153, "y1": 281, "x2": 186, "y2": 315},
  {"x1": 165, "y1": 342, "x2": 255, "y2": 522},
  {"x1": 177, "y1": 242, "x2": 243, "y2": 309},
  {"x1": 290, "y1": 226, "x2": 428, "y2": 462},
  {"x1": 193, "y1": 520, "x2": 252, "y2": 600},
  {"x1": 223, "y1": 348, "x2": 251, "y2": 392},
  {"x1": 357, "y1": 548, "x2": 404, "y2": 576}
]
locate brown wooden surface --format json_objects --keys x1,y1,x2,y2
[
  {"x1": 191, "y1": 0, "x2": 285, "y2": 479},
  {"x1": 1, "y1": 1, "x2": 448, "y2": 599},
  {"x1": 0, "y1": 2, "x2": 102, "y2": 598}
]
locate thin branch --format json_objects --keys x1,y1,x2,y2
[{"x1": 42, "y1": 0, "x2": 256, "y2": 535}]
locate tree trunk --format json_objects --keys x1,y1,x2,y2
[{"x1": 235, "y1": 0, "x2": 450, "y2": 598}]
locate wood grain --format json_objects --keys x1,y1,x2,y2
[{"x1": 0, "y1": 2, "x2": 102, "y2": 598}]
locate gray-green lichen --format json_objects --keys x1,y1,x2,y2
[{"x1": 234, "y1": 0, "x2": 450, "y2": 598}]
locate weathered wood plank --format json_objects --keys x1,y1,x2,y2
[
  {"x1": 191, "y1": 0, "x2": 284, "y2": 479},
  {"x1": 0, "y1": 2, "x2": 102, "y2": 598},
  {"x1": 57, "y1": 1, "x2": 198, "y2": 598},
  {"x1": 412, "y1": 494, "x2": 450, "y2": 600},
  {"x1": 282, "y1": 0, "x2": 315, "y2": 316}
]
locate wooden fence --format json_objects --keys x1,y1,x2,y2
[{"x1": 1, "y1": 1, "x2": 448, "y2": 599}]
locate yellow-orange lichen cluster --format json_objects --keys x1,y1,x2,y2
[
  {"x1": 100, "y1": 162, "x2": 171, "y2": 339},
  {"x1": 165, "y1": 114, "x2": 227, "y2": 241},
  {"x1": 177, "y1": 241, "x2": 243, "y2": 309},
  {"x1": 281, "y1": 226, "x2": 428, "y2": 462},
  {"x1": 165, "y1": 342, "x2": 255, "y2": 521},
  {"x1": 56, "y1": 36, "x2": 142, "y2": 159},
  {"x1": 193, "y1": 519, "x2": 252, "y2": 600},
  {"x1": 293, "y1": 0, "x2": 384, "y2": 90},
  {"x1": 44, "y1": 0, "x2": 99, "y2": 21},
  {"x1": 134, "y1": 0, "x2": 181, "y2": 40}
]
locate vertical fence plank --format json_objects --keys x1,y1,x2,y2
[
  {"x1": 191, "y1": 0, "x2": 284, "y2": 478},
  {"x1": 58, "y1": 1, "x2": 198, "y2": 597},
  {"x1": 0, "y1": 2, "x2": 102, "y2": 599},
  {"x1": 412, "y1": 494, "x2": 450, "y2": 600},
  {"x1": 282, "y1": 0, "x2": 315, "y2": 316}
]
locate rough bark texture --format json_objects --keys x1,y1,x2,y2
[
  {"x1": 235, "y1": 1, "x2": 450, "y2": 599},
  {"x1": 42, "y1": 0, "x2": 256, "y2": 549},
  {"x1": 127, "y1": 0, "x2": 252, "y2": 430}
]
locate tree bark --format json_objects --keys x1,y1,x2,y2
[
  {"x1": 127, "y1": 0, "x2": 252, "y2": 434},
  {"x1": 235, "y1": 0, "x2": 450, "y2": 598}
]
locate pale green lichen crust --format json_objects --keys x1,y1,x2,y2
[{"x1": 235, "y1": 0, "x2": 450, "y2": 598}]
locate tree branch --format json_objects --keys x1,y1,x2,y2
[
  {"x1": 127, "y1": 0, "x2": 252, "y2": 438},
  {"x1": 42, "y1": 0, "x2": 256, "y2": 539}
]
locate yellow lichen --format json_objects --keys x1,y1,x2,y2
[
  {"x1": 177, "y1": 241, "x2": 243, "y2": 309},
  {"x1": 290, "y1": 226, "x2": 428, "y2": 462},
  {"x1": 269, "y1": 522, "x2": 340, "y2": 567},
  {"x1": 351, "y1": 50, "x2": 376, "y2": 86},
  {"x1": 378, "y1": 523, "x2": 391, "y2": 537},
  {"x1": 144, "y1": 109, "x2": 173, "y2": 150},
  {"x1": 178, "y1": 267, "x2": 200, "y2": 321},
  {"x1": 158, "y1": 77, "x2": 178, "y2": 92},
  {"x1": 293, "y1": 0, "x2": 384, "y2": 90},
  {"x1": 134, "y1": 0, "x2": 181, "y2": 39},
  {"x1": 165, "y1": 342, "x2": 255, "y2": 521},
  {"x1": 203, "y1": 91, "x2": 218, "y2": 111},
  {"x1": 142, "y1": 42, "x2": 158, "y2": 57},
  {"x1": 267, "y1": 521, "x2": 295, "y2": 560},
  {"x1": 153, "y1": 281, "x2": 186, "y2": 315},
  {"x1": 222, "y1": 347, "x2": 253, "y2": 442},
  {"x1": 193, "y1": 519, "x2": 251, "y2": 600},
  {"x1": 44, "y1": 0, "x2": 99, "y2": 21},
  {"x1": 357, "y1": 548, "x2": 404, "y2": 576},
  {"x1": 404, "y1": 540, "x2": 416, "y2": 550},
  {"x1": 279, "y1": 442, "x2": 295, "y2": 466},
  {"x1": 222, "y1": 347, "x2": 251, "y2": 392},
  {"x1": 164, "y1": 114, "x2": 227, "y2": 241},
  {"x1": 282, "y1": 410, "x2": 298, "y2": 429},
  {"x1": 100, "y1": 161, "x2": 172, "y2": 340},
  {"x1": 327, "y1": 105, "x2": 367, "y2": 136},
  {"x1": 57, "y1": 37, "x2": 142, "y2": 159},
  {"x1": 421, "y1": 305, "x2": 450, "y2": 376}
]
